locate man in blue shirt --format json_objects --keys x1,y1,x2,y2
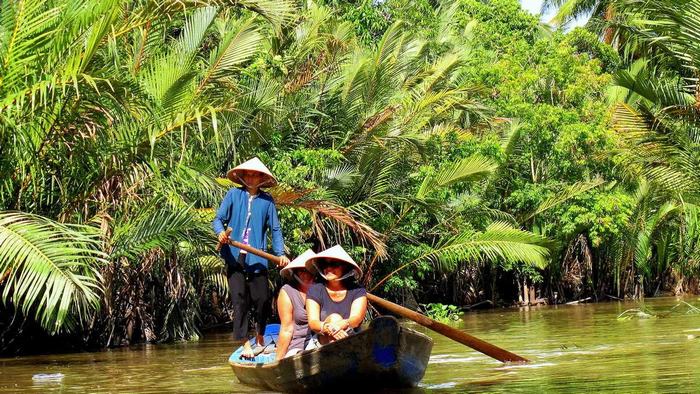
[{"x1": 213, "y1": 157, "x2": 290, "y2": 348}]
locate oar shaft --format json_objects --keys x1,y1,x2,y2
[
  {"x1": 227, "y1": 240, "x2": 283, "y2": 266},
  {"x1": 218, "y1": 239, "x2": 528, "y2": 363},
  {"x1": 366, "y1": 294, "x2": 528, "y2": 363}
]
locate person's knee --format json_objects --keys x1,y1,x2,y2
[
  {"x1": 231, "y1": 296, "x2": 247, "y2": 308},
  {"x1": 251, "y1": 290, "x2": 269, "y2": 309},
  {"x1": 324, "y1": 313, "x2": 343, "y2": 324}
]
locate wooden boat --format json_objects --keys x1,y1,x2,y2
[{"x1": 228, "y1": 316, "x2": 433, "y2": 393}]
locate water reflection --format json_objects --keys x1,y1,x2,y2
[{"x1": 2, "y1": 297, "x2": 700, "y2": 392}]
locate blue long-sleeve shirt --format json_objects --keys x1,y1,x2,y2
[{"x1": 213, "y1": 187, "x2": 284, "y2": 272}]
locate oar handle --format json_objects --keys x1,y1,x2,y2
[
  {"x1": 365, "y1": 294, "x2": 529, "y2": 363},
  {"x1": 216, "y1": 239, "x2": 528, "y2": 363}
]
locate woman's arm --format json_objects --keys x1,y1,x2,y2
[
  {"x1": 306, "y1": 298, "x2": 323, "y2": 333},
  {"x1": 347, "y1": 295, "x2": 367, "y2": 328},
  {"x1": 327, "y1": 294, "x2": 367, "y2": 337},
  {"x1": 275, "y1": 289, "x2": 294, "y2": 360}
]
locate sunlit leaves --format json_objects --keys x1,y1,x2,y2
[{"x1": 0, "y1": 211, "x2": 105, "y2": 333}]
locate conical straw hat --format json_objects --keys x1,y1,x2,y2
[
  {"x1": 280, "y1": 249, "x2": 316, "y2": 280},
  {"x1": 305, "y1": 245, "x2": 362, "y2": 278},
  {"x1": 226, "y1": 157, "x2": 277, "y2": 188}
]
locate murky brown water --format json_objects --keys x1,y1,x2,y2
[{"x1": 2, "y1": 297, "x2": 700, "y2": 392}]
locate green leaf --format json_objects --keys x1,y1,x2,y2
[{"x1": 0, "y1": 211, "x2": 105, "y2": 334}]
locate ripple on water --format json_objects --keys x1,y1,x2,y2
[
  {"x1": 181, "y1": 366, "x2": 228, "y2": 372},
  {"x1": 532, "y1": 344, "x2": 614, "y2": 358},
  {"x1": 429, "y1": 354, "x2": 482, "y2": 364},
  {"x1": 493, "y1": 362, "x2": 557, "y2": 370},
  {"x1": 421, "y1": 382, "x2": 458, "y2": 389}
]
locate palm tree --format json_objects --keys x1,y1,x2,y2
[
  {"x1": 610, "y1": 1, "x2": 700, "y2": 197},
  {"x1": 607, "y1": 0, "x2": 700, "y2": 296},
  {"x1": 541, "y1": 0, "x2": 611, "y2": 25},
  {"x1": 541, "y1": 0, "x2": 617, "y2": 43}
]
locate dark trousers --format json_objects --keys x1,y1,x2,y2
[{"x1": 227, "y1": 254, "x2": 269, "y2": 340}]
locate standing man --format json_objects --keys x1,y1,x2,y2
[{"x1": 213, "y1": 157, "x2": 290, "y2": 351}]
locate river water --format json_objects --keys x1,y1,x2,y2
[{"x1": 2, "y1": 296, "x2": 700, "y2": 392}]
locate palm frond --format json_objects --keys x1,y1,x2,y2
[
  {"x1": 634, "y1": 201, "x2": 679, "y2": 275},
  {"x1": 416, "y1": 155, "x2": 498, "y2": 199},
  {"x1": 271, "y1": 187, "x2": 387, "y2": 257},
  {"x1": 0, "y1": 0, "x2": 60, "y2": 89},
  {"x1": 196, "y1": 255, "x2": 227, "y2": 294},
  {"x1": 110, "y1": 199, "x2": 207, "y2": 260},
  {"x1": 141, "y1": 6, "x2": 218, "y2": 109},
  {"x1": 520, "y1": 178, "x2": 606, "y2": 223},
  {"x1": 371, "y1": 222, "x2": 551, "y2": 291},
  {"x1": 227, "y1": 0, "x2": 296, "y2": 27},
  {"x1": 613, "y1": 103, "x2": 700, "y2": 193},
  {"x1": 198, "y1": 17, "x2": 262, "y2": 91},
  {"x1": 0, "y1": 211, "x2": 105, "y2": 333}
]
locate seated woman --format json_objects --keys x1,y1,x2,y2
[
  {"x1": 274, "y1": 249, "x2": 316, "y2": 360},
  {"x1": 305, "y1": 245, "x2": 367, "y2": 345}
]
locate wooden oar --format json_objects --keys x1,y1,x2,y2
[
  {"x1": 222, "y1": 239, "x2": 529, "y2": 363},
  {"x1": 364, "y1": 294, "x2": 528, "y2": 363}
]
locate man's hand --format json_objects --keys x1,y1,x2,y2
[
  {"x1": 278, "y1": 255, "x2": 290, "y2": 267},
  {"x1": 218, "y1": 231, "x2": 228, "y2": 243}
]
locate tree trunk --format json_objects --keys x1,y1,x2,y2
[
  {"x1": 603, "y1": 4, "x2": 615, "y2": 45},
  {"x1": 516, "y1": 274, "x2": 523, "y2": 305},
  {"x1": 523, "y1": 277, "x2": 530, "y2": 306}
]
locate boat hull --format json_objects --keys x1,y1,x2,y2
[{"x1": 229, "y1": 316, "x2": 433, "y2": 393}]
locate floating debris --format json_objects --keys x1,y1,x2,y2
[
  {"x1": 617, "y1": 308, "x2": 655, "y2": 320},
  {"x1": 618, "y1": 301, "x2": 700, "y2": 320},
  {"x1": 32, "y1": 373, "x2": 64, "y2": 383}
]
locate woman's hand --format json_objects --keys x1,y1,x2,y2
[
  {"x1": 325, "y1": 319, "x2": 350, "y2": 340},
  {"x1": 331, "y1": 328, "x2": 349, "y2": 340},
  {"x1": 336, "y1": 319, "x2": 349, "y2": 331}
]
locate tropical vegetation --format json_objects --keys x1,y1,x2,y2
[{"x1": 1, "y1": 0, "x2": 699, "y2": 354}]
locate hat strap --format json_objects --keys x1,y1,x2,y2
[
  {"x1": 236, "y1": 170, "x2": 270, "y2": 189},
  {"x1": 313, "y1": 262, "x2": 357, "y2": 282},
  {"x1": 238, "y1": 176, "x2": 255, "y2": 189},
  {"x1": 292, "y1": 272, "x2": 304, "y2": 284}
]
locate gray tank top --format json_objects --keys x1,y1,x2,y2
[{"x1": 281, "y1": 284, "x2": 309, "y2": 353}]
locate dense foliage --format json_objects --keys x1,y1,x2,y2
[{"x1": 1, "y1": 0, "x2": 699, "y2": 353}]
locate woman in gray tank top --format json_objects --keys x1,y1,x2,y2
[
  {"x1": 305, "y1": 245, "x2": 367, "y2": 346},
  {"x1": 276, "y1": 249, "x2": 316, "y2": 360}
]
